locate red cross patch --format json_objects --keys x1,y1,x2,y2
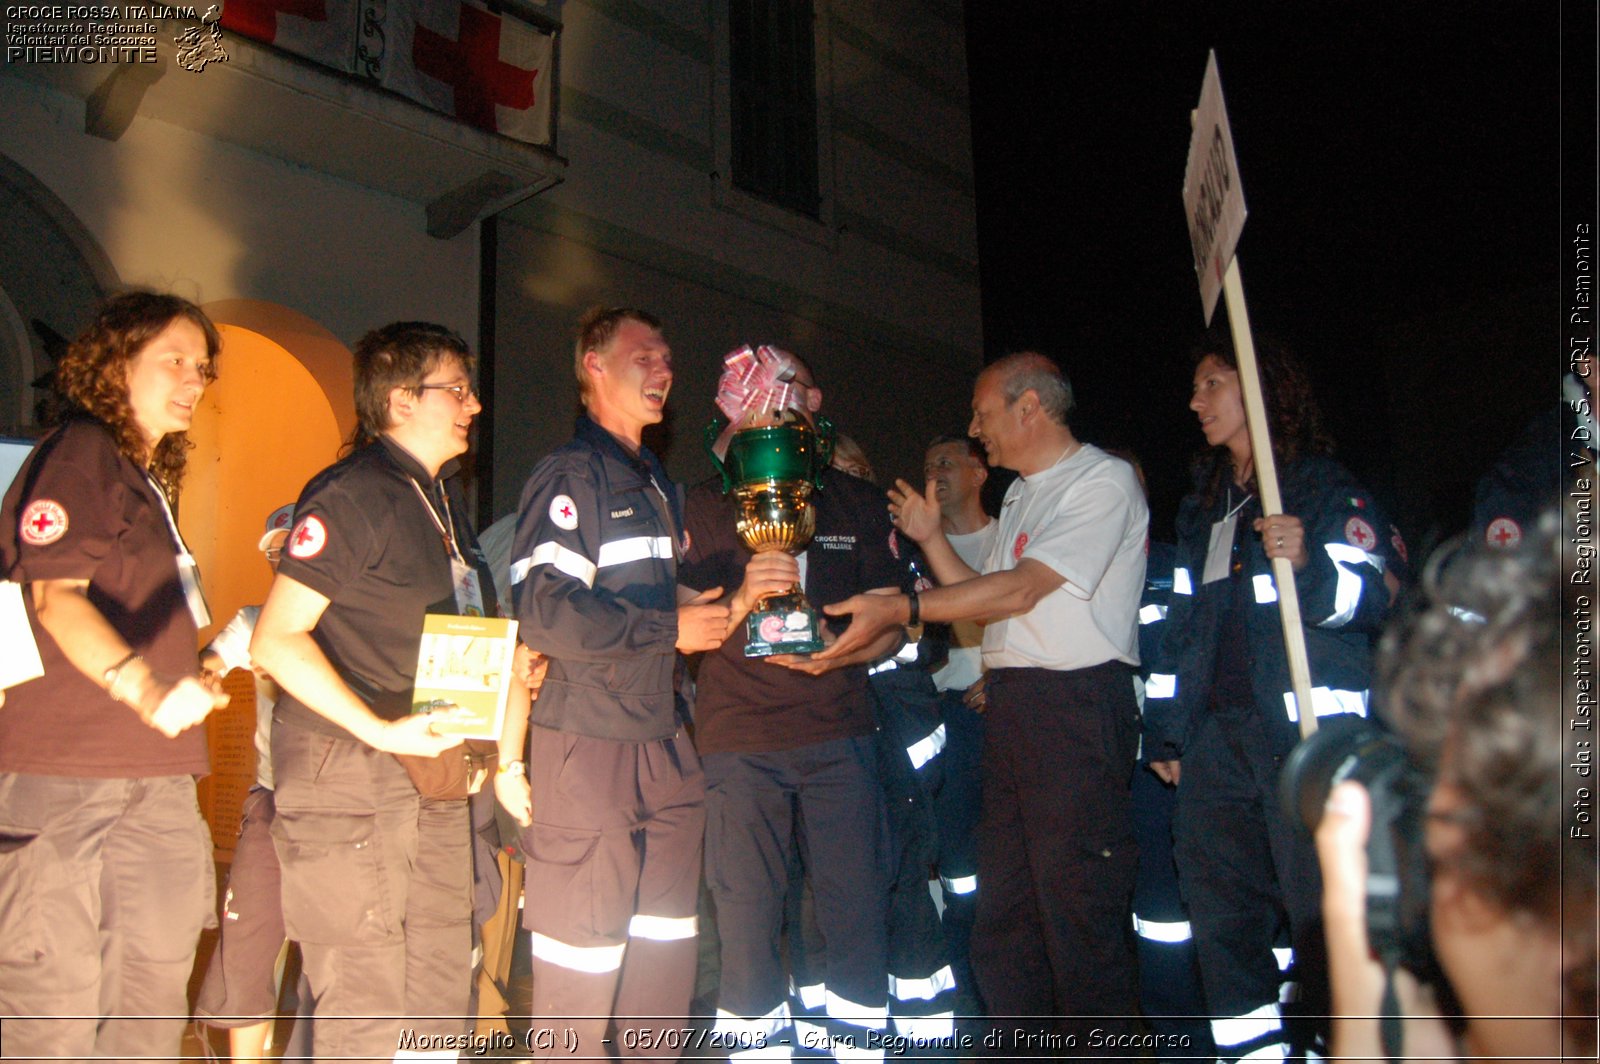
[
  {"x1": 549, "y1": 494, "x2": 578, "y2": 531},
  {"x1": 288, "y1": 515, "x2": 327, "y2": 559},
  {"x1": 1013, "y1": 531, "x2": 1029, "y2": 561},
  {"x1": 1343, "y1": 517, "x2": 1376, "y2": 551},
  {"x1": 1485, "y1": 517, "x2": 1521, "y2": 550},
  {"x1": 19, "y1": 500, "x2": 68, "y2": 546}
]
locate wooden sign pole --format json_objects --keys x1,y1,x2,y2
[{"x1": 1220, "y1": 258, "x2": 1319, "y2": 738}]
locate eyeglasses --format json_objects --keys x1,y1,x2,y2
[{"x1": 417, "y1": 383, "x2": 477, "y2": 402}]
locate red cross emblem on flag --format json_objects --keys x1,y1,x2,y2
[
  {"x1": 19, "y1": 500, "x2": 68, "y2": 546},
  {"x1": 1343, "y1": 516, "x2": 1376, "y2": 551},
  {"x1": 412, "y1": 3, "x2": 540, "y2": 133},
  {"x1": 221, "y1": 0, "x2": 328, "y2": 44}
]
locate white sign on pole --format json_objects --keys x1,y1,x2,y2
[
  {"x1": 1182, "y1": 50, "x2": 1248, "y2": 326},
  {"x1": 1179, "y1": 51, "x2": 1319, "y2": 737}
]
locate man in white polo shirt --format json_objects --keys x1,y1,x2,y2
[{"x1": 815, "y1": 352, "x2": 1148, "y2": 1048}]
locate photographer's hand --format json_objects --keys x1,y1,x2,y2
[{"x1": 1316, "y1": 782, "x2": 1454, "y2": 1063}]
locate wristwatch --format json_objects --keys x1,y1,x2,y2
[
  {"x1": 497, "y1": 759, "x2": 526, "y2": 777},
  {"x1": 904, "y1": 588, "x2": 924, "y2": 642}
]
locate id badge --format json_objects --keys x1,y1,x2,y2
[
  {"x1": 177, "y1": 552, "x2": 212, "y2": 628},
  {"x1": 1202, "y1": 513, "x2": 1238, "y2": 585},
  {"x1": 452, "y1": 558, "x2": 486, "y2": 617}
]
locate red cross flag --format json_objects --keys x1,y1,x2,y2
[
  {"x1": 221, "y1": 0, "x2": 358, "y2": 72},
  {"x1": 382, "y1": 0, "x2": 553, "y2": 145}
]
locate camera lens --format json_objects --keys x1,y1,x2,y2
[
  {"x1": 1280, "y1": 714, "x2": 1442, "y2": 982},
  {"x1": 1279, "y1": 714, "x2": 1398, "y2": 834}
]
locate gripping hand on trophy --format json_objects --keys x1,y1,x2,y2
[{"x1": 731, "y1": 553, "x2": 803, "y2": 628}]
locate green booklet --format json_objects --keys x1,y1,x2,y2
[{"x1": 411, "y1": 613, "x2": 519, "y2": 740}]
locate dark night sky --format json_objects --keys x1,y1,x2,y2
[{"x1": 963, "y1": 1, "x2": 1587, "y2": 545}]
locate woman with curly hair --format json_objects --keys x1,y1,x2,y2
[
  {"x1": 0, "y1": 290, "x2": 229, "y2": 1059},
  {"x1": 1317, "y1": 515, "x2": 1595, "y2": 1062},
  {"x1": 1141, "y1": 333, "x2": 1402, "y2": 1062}
]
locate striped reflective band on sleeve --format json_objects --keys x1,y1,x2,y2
[
  {"x1": 905, "y1": 723, "x2": 947, "y2": 771},
  {"x1": 1172, "y1": 567, "x2": 1193, "y2": 596},
  {"x1": 1131, "y1": 914, "x2": 1193, "y2": 943},
  {"x1": 514, "y1": 542, "x2": 598, "y2": 588},
  {"x1": 528, "y1": 929, "x2": 624, "y2": 973},
  {"x1": 1320, "y1": 543, "x2": 1379, "y2": 628},
  {"x1": 888, "y1": 965, "x2": 956, "y2": 1003},
  {"x1": 598, "y1": 535, "x2": 674, "y2": 570},
  {"x1": 1139, "y1": 603, "x2": 1168, "y2": 624},
  {"x1": 939, "y1": 873, "x2": 977, "y2": 896},
  {"x1": 628, "y1": 913, "x2": 698, "y2": 941},
  {"x1": 1283, "y1": 687, "x2": 1368, "y2": 723},
  {"x1": 1145, "y1": 673, "x2": 1176, "y2": 700},
  {"x1": 1253, "y1": 573, "x2": 1277, "y2": 604}
]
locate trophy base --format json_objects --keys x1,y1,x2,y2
[{"x1": 743, "y1": 590, "x2": 824, "y2": 657}]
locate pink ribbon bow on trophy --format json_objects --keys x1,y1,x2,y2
[{"x1": 715, "y1": 345, "x2": 820, "y2": 423}]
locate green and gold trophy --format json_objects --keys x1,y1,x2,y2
[{"x1": 705, "y1": 413, "x2": 836, "y2": 657}]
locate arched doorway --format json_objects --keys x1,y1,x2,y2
[{"x1": 181, "y1": 305, "x2": 348, "y2": 852}]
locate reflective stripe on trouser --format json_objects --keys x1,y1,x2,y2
[
  {"x1": 931, "y1": 687, "x2": 984, "y2": 1011},
  {"x1": 790, "y1": 983, "x2": 891, "y2": 1064},
  {"x1": 705, "y1": 738, "x2": 889, "y2": 1064},
  {"x1": 1131, "y1": 760, "x2": 1214, "y2": 1059},
  {"x1": 1173, "y1": 716, "x2": 1329, "y2": 1061},
  {"x1": 271, "y1": 722, "x2": 473, "y2": 1061},
  {"x1": 864, "y1": 684, "x2": 958, "y2": 1046},
  {"x1": 718, "y1": 1001, "x2": 793, "y2": 1061},
  {"x1": 0, "y1": 773, "x2": 215, "y2": 1061},
  {"x1": 1211, "y1": 1002, "x2": 1288, "y2": 1062},
  {"x1": 522, "y1": 726, "x2": 706, "y2": 1060},
  {"x1": 887, "y1": 967, "x2": 956, "y2": 1040}
]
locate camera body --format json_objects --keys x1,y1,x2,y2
[{"x1": 1279, "y1": 714, "x2": 1440, "y2": 981}]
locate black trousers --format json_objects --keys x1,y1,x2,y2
[
  {"x1": 971, "y1": 663, "x2": 1140, "y2": 1051},
  {"x1": 1172, "y1": 712, "x2": 1328, "y2": 1062},
  {"x1": 705, "y1": 736, "x2": 889, "y2": 1059}
]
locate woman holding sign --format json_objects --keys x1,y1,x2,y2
[
  {"x1": 0, "y1": 292, "x2": 230, "y2": 1059},
  {"x1": 1141, "y1": 334, "x2": 1401, "y2": 1063}
]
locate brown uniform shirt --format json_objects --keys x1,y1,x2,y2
[{"x1": 0, "y1": 418, "x2": 206, "y2": 777}]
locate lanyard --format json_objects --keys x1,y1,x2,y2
[
  {"x1": 143, "y1": 473, "x2": 212, "y2": 628},
  {"x1": 1223, "y1": 486, "x2": 1255, "y2": 522},
  {"x1": 407, "y1": 477, "x2": 464, "y2": 564},
  {"x1": 143, "y1": 473, "x2": 195, "y2": 555}
]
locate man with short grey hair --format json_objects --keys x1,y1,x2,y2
[{"x1": 818, "y1": 352, "x2": 1149, "y2": 1045}]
